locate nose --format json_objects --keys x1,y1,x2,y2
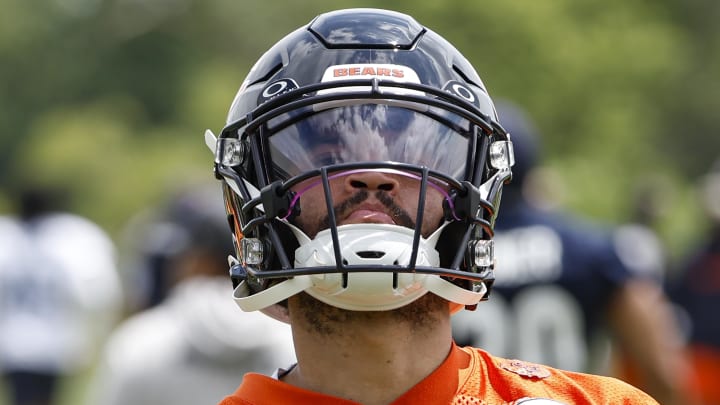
[{"x1": 344, "y1": 170, "x2": 400, "y2": 193}]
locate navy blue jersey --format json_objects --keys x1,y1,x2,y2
[
  {"x1": 452, "y1": 202, "x2": 635, "y2": 372},
  {"x1": 665, "y1": 231, "x2": 720, "y2": 405},
  {"x1": 668, "y1": 230, "x2": 720, "y2": 348}
]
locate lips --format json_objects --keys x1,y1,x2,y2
[{"x1": 342, "y1": 207, "x2": 396, "y2": 225}]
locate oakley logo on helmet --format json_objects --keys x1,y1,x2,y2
[
  {"x1": 258, "y1": 78, "x2": 300, "y2": 105},
  {"x1": 443, "y1": 80, "x2": 479, "y2": 107}
]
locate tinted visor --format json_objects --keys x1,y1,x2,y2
[{"x1": 267, "y1": 104, "x2": 471, "y2": 181}]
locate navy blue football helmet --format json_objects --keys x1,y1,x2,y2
[{"x1": 206, "y1": 9, "x2": 513, "y2": 313}]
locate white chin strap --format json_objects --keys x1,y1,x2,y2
[{"x1": 233, "y1": 223, "x2": 486, "y2": 312}]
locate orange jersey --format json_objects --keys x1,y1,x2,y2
[
  {"x1": 218, "y1": 344, "x2": 658, "y2": 404},
  {"x1": 686, "y1": 344, "x2": 720, "y2": 404}
]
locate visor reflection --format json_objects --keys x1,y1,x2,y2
[{"x1": 268, "y1": 105, "x2": 470, "y2": 180}]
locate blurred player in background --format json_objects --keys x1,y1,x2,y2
[
  {"x1": 668, "y1": 159, "x2": 720, "y2": 405},
  {"x1": 451, "y1": 101, "x2": 692, "y2": 405},
  {"x1": 85, "y1": 184, "x2": 295, "y2": 405},
  {"x1": 0, "y1": 186, "x2": 122, "y2": 405},
  {"x1": 613, "y1": 174, "x2": 671, "y2": 286}
]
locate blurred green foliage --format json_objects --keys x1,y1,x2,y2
[
  {"x1": 0, "y1": 1, "x2": 719, "y2": 404},
  {"x1": 1, "y1": 0, "x2": 718, "y2": 255}
]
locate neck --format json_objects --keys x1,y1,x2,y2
[{"x1": 283, "y1": 293, "x2": 453, "y2": 405}]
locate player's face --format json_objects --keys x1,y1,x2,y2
[{"x1": 290, "y1": 169, "x2": 447, "y2": 239}]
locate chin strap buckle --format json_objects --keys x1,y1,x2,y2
[{"x1": 228, "y1": 255, "x2": 247, "y2": 289}]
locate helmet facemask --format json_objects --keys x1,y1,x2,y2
[{"x1": 209, "y1": 76, "x2": 513, "y2": 313}]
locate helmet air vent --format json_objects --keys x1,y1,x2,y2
[{"x1": 356, "y1": 251, "x2": 386, "y2": 259}]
